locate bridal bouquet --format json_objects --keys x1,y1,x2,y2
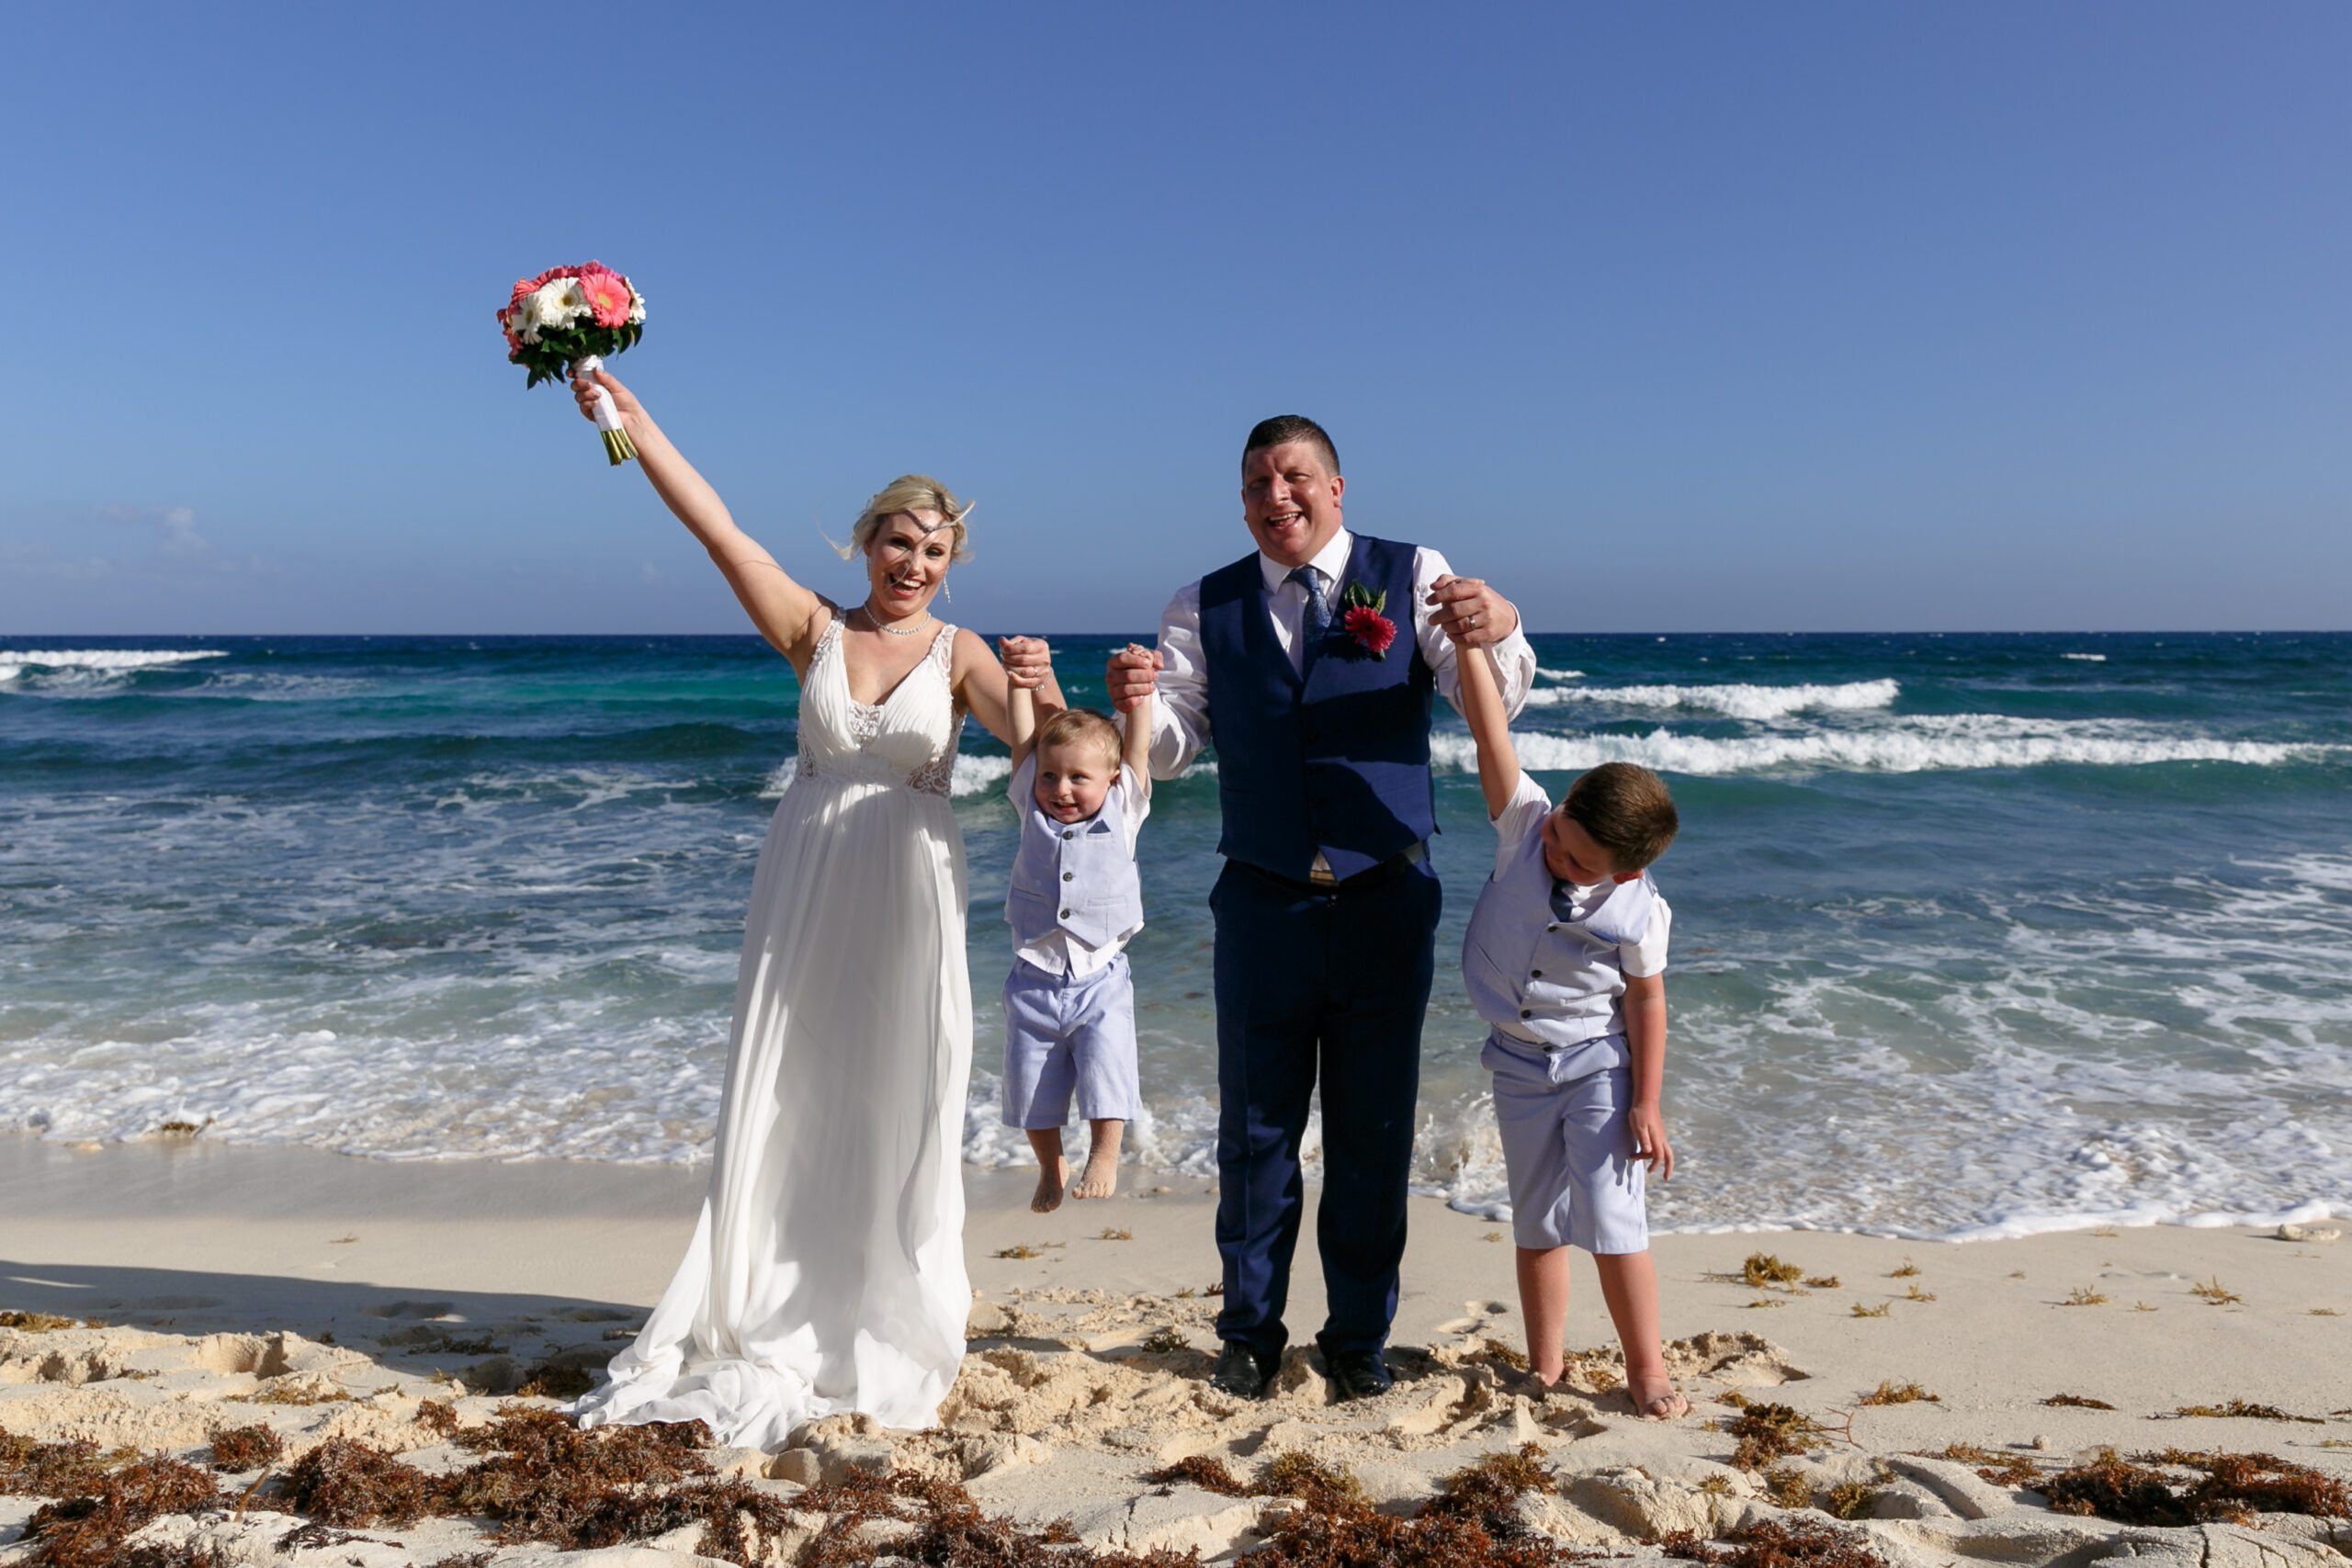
[{"x1": 498, "y1": 263, "x2": 648, "y2": 465}]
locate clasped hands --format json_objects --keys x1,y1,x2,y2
[
  {"x1": 1102, "y1": 575, "x2": 1517, "y2": 711},
  {"x1": 997, "y1": 637, "x2": 1053, "y2": 691}
]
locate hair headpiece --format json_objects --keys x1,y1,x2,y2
[{"x1": 820, "y1": 494, "x2": 977, "y2": 561}]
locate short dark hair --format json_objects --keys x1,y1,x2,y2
[
  {"x1": 1243, "y1": 414, "x2": 1340, "y2": 476},
  {"x1": 1563, "y1": 762, "x2": 1679, "y2": 874}
]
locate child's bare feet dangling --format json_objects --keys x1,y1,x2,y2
[
  {"x1": 1031, "y1": 1156, "x2": 1069, "y2": 1213},
  {"x1": 1025, "y1": 1129, "x2": 1069, "y2": 1213},
  {"x1": 1069, "y1": 1119, "x2": 1124, "y2": 1201}
]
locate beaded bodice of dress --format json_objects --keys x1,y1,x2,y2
[{"x1": 796, "y1": 614, "x2": 963, "y2": 795}]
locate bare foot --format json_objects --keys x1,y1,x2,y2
[
  {"x1": 1070, "y1": 1119, "x2": 1124, "y2": 1201},
  {"x1": 1070, "y1": 1146, "x2": 1119, "y2": 1201},
  {"x1": 1629, "y1": 1375, "x2": 1689, "y2": 1420},
  {"x1": 1031, "y1": 1156, "x2": 1069, "y2": 1213}
]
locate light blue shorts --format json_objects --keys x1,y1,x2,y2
[
  {"x1": 1483, "y1": 1031, "x2": 1649, "y2": 1254},
  {"x1": 1001, "y1": 954, "x2": 1141, "y2": 1128}
]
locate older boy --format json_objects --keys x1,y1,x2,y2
[{"x1": 1450, "y1": 631, "x2": 1687, "y2": 1419}]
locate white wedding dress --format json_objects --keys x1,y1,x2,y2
[{"x1": 575, "y1": 615, "x2": 973, "y2": 1449}]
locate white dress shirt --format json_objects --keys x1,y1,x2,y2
[{"x1": 1148, "y1": 528, "x2": 1537, "y2": 787}]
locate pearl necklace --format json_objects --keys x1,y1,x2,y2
[{"x1": 860, "y1": 600, "x2": 932, "y2": 637}]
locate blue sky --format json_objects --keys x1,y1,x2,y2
[{"x1": 3, "y1": 3, "x2": 2345, "y2": 635}]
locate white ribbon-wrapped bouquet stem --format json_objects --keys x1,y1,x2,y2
[{"x1": 573, "y1": 355, "x2": 639, "y2": 467}]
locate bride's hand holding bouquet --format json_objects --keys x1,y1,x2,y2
[{"x1": 500, "y1": 262, "x2": 647, "y2": 464}]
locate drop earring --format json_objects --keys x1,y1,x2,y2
[{"x1": 944, "y1": 580, "x2": 952, "y2": 604}]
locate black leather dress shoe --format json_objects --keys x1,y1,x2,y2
[
  {"x1": 1210, "y1": 1339, "x2": 1279, "y2": 1399},
  {"x1": 1325, "y1": 1348, "x2": 1394, "y2": 1402}
]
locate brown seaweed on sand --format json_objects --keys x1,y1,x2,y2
[
  {"x1": 1663, "y1": 1517, "x2": 1891, "y2": 1568},
  {"x1": 514, "y1": 1360, "x2": 599, "y2": 1400},
  {"x1": 1147, "y1": 1445, "x2": 1595, "y2": 1566},
  {"x1": 18, "y1": 1457, "x2": 220, "y2": 1568},
  {"x1": 281, "y1": 1437, "x2": 434, "y2": 1527},
  {"x1": 1727, "y1": 1404, "x2": 1831, "y2": 1471},
  {"x1": 1856, "y1": 1382, "x2": 1937, "y2": 1406},
  {"x1": 2162, "y1": 1399, "x2": 2321, "y2": 1424},
  {"x1": 2043, "y1": 1448, "x2": 2349, "y2": 1526},
  {"x1": 1244, "y1": 1445, "x2": 1594, "y2": 1568},
  {"x1": 204, "y1": 1422, "x2": 284, "y2": 1472},
  {"x1": 1759, "y1": 1467, "x2": 1813, "y2": 1509},
  {"x1": 436, "y1": 1407, "x2": 714, "y2": 1547},
  {"x1": 1822, "y1": 1480, "x2": 1883, "y2": 1520},
  {"x1": 1928, "y1": 1444, "x2": 2041, "y2": 1489},
  {"x1": 1145, "y1": 1450, "x2": 1368, "y2": 1507},
  {"x1": 0, "y1": 1312, "x2": 80, "y2": 1332},
  {"x1": 793, "y1": 1465, "x2": 1197, "y2": 1568},
  {"x1": 1733, "y1": 1254, "x2": 1806, "y2": 1289},
  {"x1": 0, "y1": 1430, "x2": 123, "y2": 1499},
  {"x1": 1145, "y1": 1454, "x2": 1254, "y2": 1495}
]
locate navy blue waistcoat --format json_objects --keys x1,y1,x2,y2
[{"x1": 1199, "y1": 534, "x2": 1437, "y2": 881}]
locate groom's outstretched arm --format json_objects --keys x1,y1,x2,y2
[
  {"x1": 1108, "y1": 583, "x2": 1211, "y2": 780},
  {"x1": 1415, "y1": 549, "x2": 1537, "y2": 723}
]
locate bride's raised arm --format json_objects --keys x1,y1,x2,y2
[{"x1": 572, "y1": 367, "x2": 827, "y2": 668}]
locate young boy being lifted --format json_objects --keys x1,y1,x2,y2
[
  {"x1": 999, "y1": 649, "x2": 1155, "y2": 1213},
  {"x1": 1449, "y1": 628, "x2": 1688, "y2": 1419}
]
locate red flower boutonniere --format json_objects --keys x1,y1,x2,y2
[{"x1": 1340, "y1": 581, "x2": 1397, "y2": 659}]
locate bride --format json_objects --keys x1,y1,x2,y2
[{"x1": 564, "y1": 366, "x2": 1054, "y2": 1449}]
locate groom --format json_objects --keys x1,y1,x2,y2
[{"x1": 1107, "y1": 415, "x2": 1534, "y2": 1400}]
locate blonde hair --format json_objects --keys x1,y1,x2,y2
[
  {"x1": 826, "y1": 474, "x2": 975, "y2": 563},
  {"x1": 1036, "y1": 707, "x2": 1123, "y2": 767}
]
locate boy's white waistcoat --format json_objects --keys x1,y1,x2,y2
[
  {"x1": 1463, "y1": 825, "x2": 1657, "y2": 1047},
  {"x1": 1005, "y1": 770, "x2": 1144, "y2": 951}
]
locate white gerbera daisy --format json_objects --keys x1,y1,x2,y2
[{"x1": 526, "y1": 278, "x2": 590, "y2": 333}]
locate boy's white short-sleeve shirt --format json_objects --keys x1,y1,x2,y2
[
  {"x1": 1008, "y1": 756, "x2": 1150, "y2": 978},
  {"x1": 1492, "y1": 773, "x2": 1670, "y2": 978}
]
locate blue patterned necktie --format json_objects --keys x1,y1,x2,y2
[{"x1": 1286, "y1": 564, "x2": 1331, "y2": 646}]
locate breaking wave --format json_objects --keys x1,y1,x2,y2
[
  {"x1": 0, "y1": 649, "x2": 228, "y2": 686},
  {"x1": 1434, "y1": 716, "x2": 2346, "y2": 776},
  {"x1": 1521, "y1": 678, "x2": 1900, "y2": 721}
]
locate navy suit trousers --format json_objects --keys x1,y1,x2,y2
[{"x1": 1210, "y1": 857, "x2": 1442, "y2": 1361}]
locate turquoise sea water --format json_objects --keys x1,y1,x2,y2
[{"x1": 2, "y1": 632, "x2": 2346, "y2": 1240}]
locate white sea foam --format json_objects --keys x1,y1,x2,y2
[
  {"x1": 0, "y1": 648, "x2": 228, "y2": 691},
  {"x1": 2063, "y1": 653, "x2": 2108, "y2": 661},
  {"x1": 1534, "y1": 667, "x2": 1587, "y2": 682},
  {"x1": 0, "y1": 649, "x2": 228, "y2": 671},
  {"x1": 1520, "y1": 678, "x2": 1900, "y2": 720},
  {"x1": 953, "y1": 754, "x2": 1013, "y2": 796},
  {"x1": 1434, "y1": 715, "x2": 2346, "y2": 776}
]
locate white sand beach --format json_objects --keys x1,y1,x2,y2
[{"x1": 2, "y1": 1134, "x2": 2346, "y2": 1566}]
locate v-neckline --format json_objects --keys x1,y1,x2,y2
[{"x1": 832, "y1": 615, "x2": 947, "y2": 712}]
